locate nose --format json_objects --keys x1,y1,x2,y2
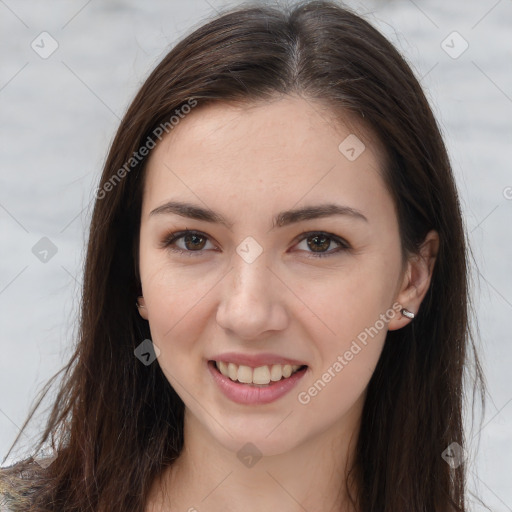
[{"x1": 215, "y1": 251, "x2": 289, "y2": 340}]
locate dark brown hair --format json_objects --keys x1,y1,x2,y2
[{"x1": 0, "y1": 1, "x2": 485, "y2": 511}]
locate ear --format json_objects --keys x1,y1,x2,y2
[
  {"x1": 388, "y1": 229, "x2": 439, "y2": 331},
  {"x1": 137, "y1": 296, "x2": 149, "y2": 320}
]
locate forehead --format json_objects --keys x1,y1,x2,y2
[{"x1": 142, "y1": 96, "x2": 392, "y2": 222}]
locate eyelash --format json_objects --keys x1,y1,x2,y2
[{"x1": 160, "y1": 229, "x2": 351, "y2": 259}]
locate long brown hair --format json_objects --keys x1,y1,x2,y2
[{"x1": 1, "y1": 1, "x2": 485, "y2": 510}]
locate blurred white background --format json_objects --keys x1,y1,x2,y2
[{"x1": 1, "y1": 0, "x2": 511, "y2": 510}]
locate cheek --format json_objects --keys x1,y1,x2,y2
[
  {"x1": 293, "y1": 254, "x2": 399, "y2": 404},
  {"x1": 143, "y1": 283, "x2": 209, "y2": 388},
  {"x1": 144, "y1": 272, "x2": 207, "y2": 345},
  {"x1": 297, "y1": 256, "x2": 398, "y2": 346},
  {"x1": 295, "y1": 284, "x2": 389, "y2": 418},
  {"x1": 140, "y1": 240, "x2": 209, "y2": 325}
]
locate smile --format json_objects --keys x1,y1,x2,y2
[
  {"x1": 214, "y1": 360, "x2": 305, "y2": 386},
  {"x1": 208, "y1": 360, "x2": 308, "y2": 405}
]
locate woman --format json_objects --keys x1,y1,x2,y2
[{"x1": 0, "y1": 1, "x2": 485, "y2": 510}]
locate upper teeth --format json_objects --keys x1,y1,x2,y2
[{"x1": 215, "y1": 361, "x2": 303, "y2": 385}]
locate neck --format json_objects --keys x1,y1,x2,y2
[{"x1": 148, "y1": 407, "x2": 362, "y2": 512}]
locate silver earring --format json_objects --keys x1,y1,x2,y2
[
  {"x1": 136, "y1": 297, "x2": 145, "y2": 309},
  {"x1": 401, "y1": 308, "x2": 415, "y2": 319}
]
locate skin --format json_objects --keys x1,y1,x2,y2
[{"x1": 137, "y1": 95, "x2": 439, "y2": 512}]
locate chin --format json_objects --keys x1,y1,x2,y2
[{"x1": 198, "y1": 414, "x2": 307, "y2": 458}]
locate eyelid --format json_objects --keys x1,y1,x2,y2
[
  {"x1": 291, "y1": 231, "x2": 351, "y2": 259},
  {"x1": 291, "y1": 230, "x2": 350, "y2": 248},
  {"x1": 160, "y1": 229, "x2": 351, "y2": 257},
  {"x1": 159, "y1": 229, "x2": 218, "y2": 255}
]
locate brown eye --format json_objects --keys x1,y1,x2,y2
[
  {"x1": 182, "y1": 233, "x2": 207, "y2": 251},
  {"x1": 295, "y1": 231, "x2": 350, "y2": 258},
  {"x1": 161, "y1": 230, "x2": 216, "y2": 256},
  {"x1": 306, "y1": 234, "x2": 331, "y2": 252}
]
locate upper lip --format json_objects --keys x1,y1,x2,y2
[{"x1": 209, "y1": 352, "x2": 307, "y2": 368}]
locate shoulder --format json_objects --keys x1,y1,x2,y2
[
  {"x1": 0, "y1": 465, "x2": 20, "y2": 511},
  {"x1": 0, "y1": 459, "x2": 47, "y2": 512}
]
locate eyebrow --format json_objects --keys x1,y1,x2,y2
[{"x1": 149, "y1": 200, "x2": 368, "y2": 229}]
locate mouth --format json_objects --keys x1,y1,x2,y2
[{"x1": 209, "y1": 360, "x2": 308, "y2": 387}]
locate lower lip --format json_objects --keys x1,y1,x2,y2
[{"x1": 208, "y1": 361, "x2": 307, "y2": 405}]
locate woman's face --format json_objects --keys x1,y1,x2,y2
[{"x1": 137, "y1": 95, "x2": 412, "y2": 455}]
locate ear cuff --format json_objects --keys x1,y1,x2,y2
[{"x1": 400, "y1": 308, "x2": 415, "y2": 319}]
